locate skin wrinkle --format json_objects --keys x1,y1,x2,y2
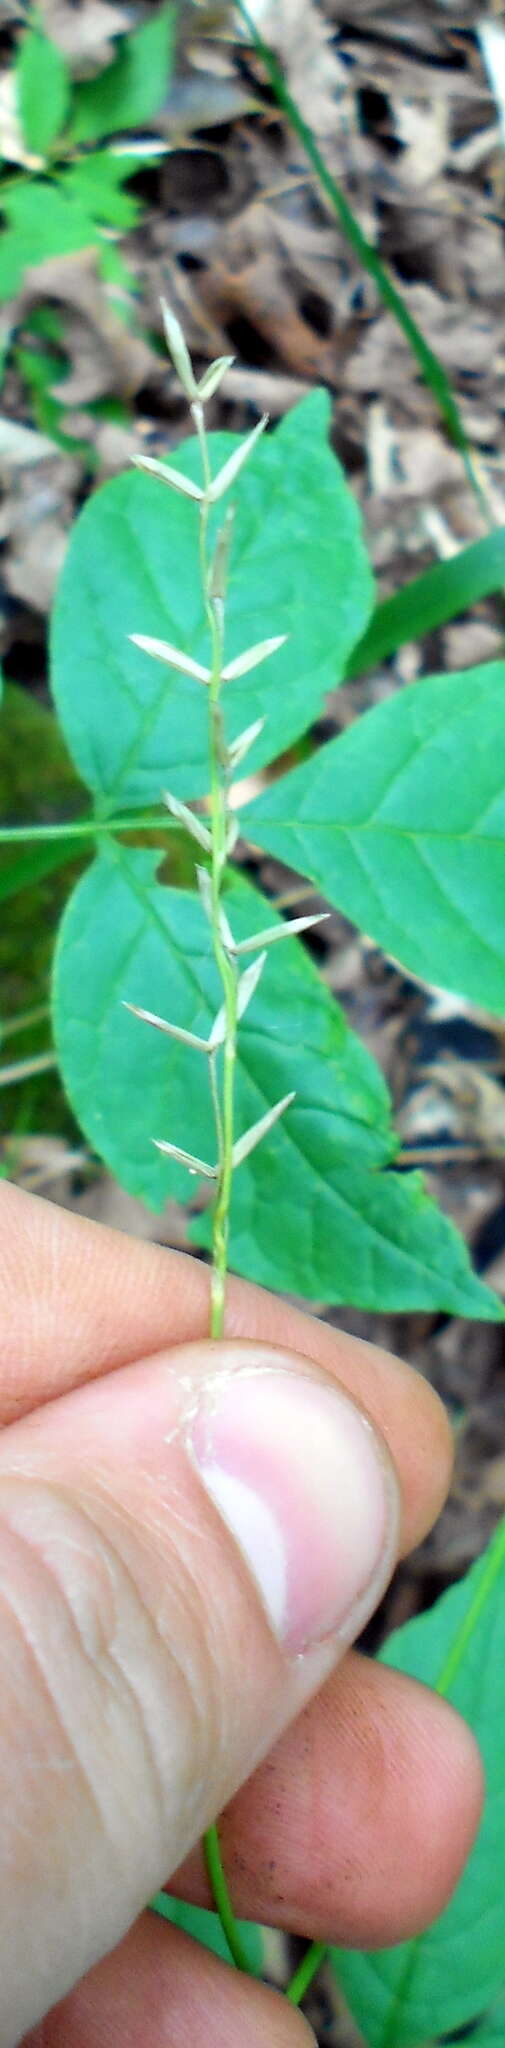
[
  {"x1": 0, "y1": 1478, "x2": 229, "y2": 1913},
  {"x1": 0, "y1": 1486, "x2": 159, "y2": 1837},
  {"x1": 55, "y1": 1482, "x2": 220, "y2": 1834},
  {"x1": 68, "y1": 1473, "x2": 240, "y2": 1837},
  {"x1": 0, "y1": 1557, "x2": 107, "y2": 1849}
]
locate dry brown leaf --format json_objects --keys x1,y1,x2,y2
[
  {"x1": 393, "y1": 94, "x2": 449, "y2": 187},
  {"x1": 5, "y1": 512, "x2": 69, "y2": 612},
  {"x1": 0, "y1": 418, "x2": 56, "y2": 468},
  {"x1": 163, "y1": 71, "x2": 261, "y2": 134},
  {"x1": 198, "y1": 198, "x2": 338, "y2": 382},
  {"x1": 418, "y1": 1058, "x2": 505, "y2": 1159},
  {"x1": 244, "y1": 0, "x2": 348, "y2": 139},
  {"x1": 39, "y1": 0, "x2": 131, "y2": 78},
  {"x1": 16, "y1": 249, "x2": 157, "y2": 403}
]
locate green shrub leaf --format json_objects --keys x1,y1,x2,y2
[
  {"x1": 52, "y1": 845, "x2": 500, "y2": 1316},
  {"x1": 17, "y1": 27, "x2": 70, "y2": 156},
  {"x1": 347, "y1": 525, "x2": 505, "y2": 676},
  {"x1": 333, "y1": 1516, "x2": 505, "y2": 2046},
  {"x1": 248, "y1": 660, "x2": 505, "y2": 1014},
  {"x1": 0, "y1": 180, "x2": 130, "y2": 302},
  {"x1": 443, "y1": 1990, "x2": 505, "y2": 2046},
  {"x1": 70, "y1": 3, "x2": 175, "y2": 144},
  {"x1": 50, "y1": 392, "x2": 373, "y2": 808},
  {"x1": 60, "y1": 153, "x2": 144, "y2": 231}
]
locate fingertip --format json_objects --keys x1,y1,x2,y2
[
  {"x1": 33, "y1": 1914, "x2": 320, "y2": 2048},
  {"x1": 398, "y1": 1366, "x2": 454, "y2": 1551},
  {"x1": 351, "y1": 1673, "x2": 484, "y2": 1945},
  {"x1": 410, "y1": 1687, "x2": 484, "y2": 1923}
]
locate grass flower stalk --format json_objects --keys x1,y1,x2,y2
[{"x1": 131, "y1": 304, "x2": 325, "y2": 1994}]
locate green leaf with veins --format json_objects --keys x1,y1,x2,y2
[
  {"x1": 247, "y1": 660, "x2": 505, "y2": 1015},
  {"x1": 17, "y1": 27, "x2": 70, "y2": 156},
  {"x1": 442, "y1": 1991, "x2": 505, "y2": 2047},
  {"x1": 0, "y1": 178, "x2": 131, "y2": 301},
  {"x1": 59, "y1": 154, "x2": 145, "y2": 231},
  {"x1": 50, "y1": 391, "x2": 374, "y2": 808},
  {"x1": 52, "y1": 845, "x2": 501, "y2": 1317},
  {"x1": 334, "y1": 1516, "x2": 505, "y2": 2046},
  {"x1": 69, "y1": 2, "x2": 175, "y2": 144}
]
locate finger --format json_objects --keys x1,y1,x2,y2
[
  {"x1": 0, "y1": 1181, "x2": 451, "y2": 1553},
  {"x1": 23, "y1": 1914, "x2": 316, "y2": 2048},
  {"x1": 173, "y1": 1649, "x2": 483, "y2": 1947},
  {"x1": 0, "y1": 1337, "x2": 399, "y2": 2040}
]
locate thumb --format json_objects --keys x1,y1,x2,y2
[{"x1": 0, "y1": 1337, "x2": 399, "y2": 2040}]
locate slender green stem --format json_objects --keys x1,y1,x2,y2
[
  {"x1": 286, "y1": 1941, "x2": 327, "y2": 2007},
  {"x1": 0, "y1": 811, "x2": 173, "y2": 846},
  {"x1": 208, "y1": 676, "x2": 238, "y2": 1341},
  {"x1": 203, "y1": 1826, "x2": 254, "y2": 1974},
  {"x1": 191, "y1": 399, "x2": 244, "y2": 1953},
  {"x1": 136, "y1": 340, "x2": 323, "y2": 2000}
]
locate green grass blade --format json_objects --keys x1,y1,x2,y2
[
  {"x1": 236, "y1": 1, "x2": 489, "y2": 518},
  {"x1": 347, "y1": 525, "x2": 505, "y2": 676}
]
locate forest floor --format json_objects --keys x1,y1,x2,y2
[{"x1": 1, "y1": 5, "x2": 505, "y2": 2036}]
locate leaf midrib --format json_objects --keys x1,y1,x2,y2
[{"x1": 110, "y1": 858, "x2": 487, "y2": 1296}]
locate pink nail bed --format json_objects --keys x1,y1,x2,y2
[{"x1": 188, "y1": 1351, "x2": 399, "y2": 1656}]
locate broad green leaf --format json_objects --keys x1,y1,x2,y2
[
  {"x1": 248, "y1": 660, "x2": 505, "y2": 1015},
  {"x1": 0, "y1": 179, "x2": 130, "y2": 301},
  {"x1": 0, "y1": 181, "x2": 92, "y2": 299},
  {"x1": 60, "y1": 153, "x2": 144, "y2": 231},
  {"x1": 150, "y1": 1893, "x2": 264, "y2": 1973},
  {"x1": 0, "y1": 686, "x2": 85, "y2": 1129},
  {"x1": 70, "y1": 4, "x2": 175, "y2": 144},
  {"x1": 50, "y1": 392, "x2": 373, "y2": 807},
  {"x1": 334, "y1": 1517, "x2": 505, "y2": 2047},
  {"x1": 17, "y1": 27, "x2": 70, "y2": 156},
  {"x1": 52, "y1": 844, "x2": 500, "y2": 1316},
  {"x1": 347, "y1": 525, "x2": 505, "y2": 677},
  {"x1": 444, "y1": 1990, "x2": 505, "y2": 2046}
]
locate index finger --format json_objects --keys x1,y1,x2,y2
[{"x1": 0, "y1": 1179, "x2": 452, "y2": 1553}]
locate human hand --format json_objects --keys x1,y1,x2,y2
[{"x1": 0, "y1": 1181, "x2": 481, "y2": 2047}]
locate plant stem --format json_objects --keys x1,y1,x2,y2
[
  {"x1": 286, "y1": 1941, "x2": 327, "y2": 2007},
  {"x1": 191, "y1": 400, "x2": 247, "y2": 1959},
  {"x1": 192, "y1": 402, "x2": 239, "y2": 1343},
  {"x1": 191, "y1": 393, "x2": 328, "y2": 2008},
  {"x1": 208, "y1": 685, "x2": 237, "y2": 1340},
  {"x1": 136, "y1": 334, "x2": 324, "y2": 2004},
  {"x1": 0, "y1": 811, "x2": 172, "y2": 845},
  {"x1": 203, "y1": 1827, "x2": 253, "y2": 1975}
]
